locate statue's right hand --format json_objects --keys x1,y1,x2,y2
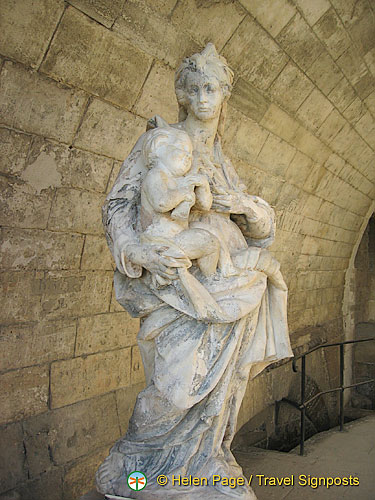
[{"x1": 122, "y1": 243, "x2": 191, "y2": 281}]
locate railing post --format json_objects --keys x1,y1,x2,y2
[
  {"x1": 300, "y1": 355, "x2": 306, "y2": 455},
  {"x1": 339, "y1": 343, "x2": 344, "y2": 431}
]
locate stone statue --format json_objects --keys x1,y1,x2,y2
[{"x1": 96, "y1": 44, "x2": 293, "y2": 499}]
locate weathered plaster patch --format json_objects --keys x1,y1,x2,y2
[{"x1": 21, "y1": 151, "x2": 62, "y2": 193}]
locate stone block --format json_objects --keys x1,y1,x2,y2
[
  {"x1": 50, "y1": 348, "x2": 131, "y2": 408},
  {"x1": 313, "y1": 8, "x2": 351, "y2": 61},
  {"x1": 63, "y1": 447, "x2": 110, "y2": 500},
  {"x1": 75, "y1": 312, "x2": 138, "y2": 355},
  {"x1": 74, "y1": 98, "x2": 146, "y2": 161},
  {"x1": 317, "y1": 109, "x2": 346, "y2": 144},
  {"x1": 267, "y1": 61, "x2": 314, "y2": 113},
  {"x1": 294, "y1": 0, "x2": 330, "y2": 26},
  {"x1": 0, "y1": 271, "x2": 44, "y2": 323},
  {"x1": 293, "y1": 127, "x2": 331, "y2": 164},
  {"x1": 0, "y1": 320, "x2": 76, "y2": 372},
  {"x1": 133, "y1": 62, "x2": 178, "y2": 124},
  {"x1": 0, "y1": 0, "x2": 64, "y2": 68},
  {"x1": 336, "y1": 46, "x2": 369, "y2": 88},
  {"x1": 15, "y1": 469, "x2": 63, "y2": 500},
  {"x1": 0, "y1": 366, "x2": 49, "y2": 426},
  {"x1": 116, "y1": 382, "x2": 145, "y2": 435},
  {"x1": 113, "y1": 0, "x2": 200, "y2": 68},
  {"x1": 41, "y1": 7, "x2": 152, "y2": 111},
  {"x1": 110, "y1": 283, "x2": 124, "y2": 312},
  {"x1": 0, "y1": 228, "x2": 84, "y2": 271},
  {"x1": 106, "y1": 161, "x2": 122, "y2": 194},
  {"x1": 296, "y1": 89, "x2": 334, "y2": 132},
  {"x1": 276, "y1": 13, "x2": 324, "y2": 71},
  {"x1": 81, "y1": 235, "x2": 114, "y2": 271},
  {"x1": 239, "y1": 0, "x2": 296, "y2": 37},
  {"x1": 48, "y1": 187, "x2": 104, "y2": 235},
  {"x1": 0, "y1": 62, "x2": 87, "y2": 144},
  {"x1": 66, "y1": 0, "x2": 124, "y2": 28},
  {"x1": 306, "y1": 51, "x2": 343, "y2": 95},
  {"x1": 229, "y1": 78, "x2": 270, "y2": 123},
  {"x1": 25, "y1": 139, "x2": 113, "y2": 193},
  {"x1": 143, "y1": 0, "x2": 177, "y2": 16},
  {"x1": 0, "y1": 175, "x2": 54, "y2": 231},
  {"x1": 260, "y1": 103, "x2": 300, "y2": 144},
  {"x1": 343, "y1": 97, "x2": 367, "y2": 124},
  {"x1": 131, "y1": 345, "x2": 145, "y2": 385},
  {"x1": 40, "y1": 271, "x2": 113, "y2": 321},
  {"x1": 355, "y1": 111, "x2": 375, "y2": 150},
  {"x1": 364, "y1": 48, "x2": 375, "y2": 78},
  {"x1": 171, "y1": 0, "x2": 246, "y2": 52},
  {"x1": 328, "y1": 77, "x2": 357, "y2": 113},
  {"x1": 364, "y1": 90, "x2": 375, "y2": 116},
  {"x1": 256, "y1": 134, "x2": 296, "y2": 177},
  {"x1": 0, "y1": 423, "x2": 25, "y2": 493},
  {"x1": 0, "y1": 128, "x2": 32, "y2": 176},
  {"x1": 284, "y1": 151, "x2": 313, "y2": 188},
  {"x1": 223, "y1": 107, "x2": 269, "y2": 165},
  {"x1": 223, "y1": 16, "x2": 289, "y2": 91}
]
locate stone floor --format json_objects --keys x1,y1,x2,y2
[{"x1": 82, "y1": 415, "x2": 375, "y2": 500}]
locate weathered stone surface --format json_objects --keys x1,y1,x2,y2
[
  {"x1": 295, "y1": 0, "x2": 330, "y2": 26},
  {"x1": 0, "y1": 366, "x2": 49, "y2": 426},
  {"x1": 25, "y1": 140, "x2": 114, "y2": 193},
  {"x1": 75, "y1": 312, "x2": 138, "y2": 355},
  {"x1": 239, "y1": 0, "x2": 296, "y2": 37},
  {"x1": 0, "y1": 62, "x2": 87, "y2": 144},
  {"x1": 293, "y1": 127, "x2": 331, "y2": 163},
  {"x1": 15, "y1": 469, "x2": 63, "y2": 500},
  {"x1": 0, "y1": 423, "x2": 25, "y2": 493},
  {"x1": 229, "y1": 78, "x2": 270, "y2": 123},
  {"x1": 343, "y1": 97, "x2": 368, "y2": 124},
  {"x1": 0, "y1": 0, "x2": 64, "y2": 68},
  {"x1": 284, "y1": 151, "x2": 313, "y2": 188},
  {"x1": 171, "y1": 0, "x2": 246, "y2": 51},
  {"x1": 317, "y1": 109, "x2": 346, "y2": 144},
  {"x1": 306, "y1": 51, "x2": 343, "y2": 95},
  {"x1": 313, "y1": 8, "x2": 351, "y2": 61},
  {"x1": 328, "y1": 77, "x2": 357, "y2": 112},
  {"x1": 0, "y1": 271, "x2": 44, "y2": 323},
  {"x1": 0, "y1": 320, "x2": 76, "y2": 372},
  {"x1": 223, "y1": 16, "x2": 289, "y2": 91},
  {"x1": 256, "y1": 134, "x2": 296, "y2": 177},
  {"x1": 81, "y1": 235, "x2": 114, "y2": 271},
  {"x1": 355, "y1": 111, "x2": 375, "y2": 150},
  {"x1": 74, "y1": 98, "x2": 146, "y2": 161},
  {"x1": 296, "y1": 89, "x2": 334, "y2": 132},
  {"x1": 40, "y1": 271, "x2": 113, "y2": 321},
  {"x1": 0, "y1": 128, "x2": 32, "y2": 176},
  {"x1": 0, "y1": 228, "x2": 84, "y2": 271},
  {"x1": 143, "y1": 0, "x2": 177, "y2": 16},
  {"x1": 131, "y1": 345, "x2": 145, "y2": 385},
  {"x1": 277, "y1": 13, "x2": 324, "y2": 71},
  {"x1": 260, "y1": 103, "x2": 300, "y2": 144},
  {"x1": 268, "y1": 61, "x2": 314, "y2": 113},
  {"x1": 223, "y1": 107, "x2": 269, "y2": 164},
  {"x1": 66, "y1": 0, "x2": 124, "y2": 28},
  {"x1": 113, "y1": 0, "x2": 200, "y2": 68},
  {"x1": 0, "y1": 175, "x2": 54, "y2": 230},
  {"x1": 116, "y1": 382, "x2": 145, "y2": 435},
  {"x1": 41, "y1": 7, "x2": 152, "y2": 110},
  {"x1": 48, "y1": 187, "x2": 104, "y2": 235},
  {"x1": 134, "y1": 62, "x2": 178, "y2": 124},
  {"x1": 50, "y1": 348, "x2": 131, "y2": 408},
  {"x1": 63, "y1": 447, "x2": 110, "y2": 500}
]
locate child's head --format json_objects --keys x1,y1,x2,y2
[{"x1": 142, "y1": 127, "x2": 192, "y2": 176}]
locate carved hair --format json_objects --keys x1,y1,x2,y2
[
  {"x1": 175, "y1": 43, "x2": 234, "y2": 138},
  {"x1": 142, "y1": 127, "x2": 191, "y2": 168}
]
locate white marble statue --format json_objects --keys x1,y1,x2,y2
[{"x1": 96, "y1": 44, "x2": 293, "y2": 499}]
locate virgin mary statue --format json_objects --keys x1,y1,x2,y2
[{"x1": 96, "y1": 44, "x2": 293, "y2": 499}]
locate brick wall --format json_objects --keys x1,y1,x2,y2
[{"x1": 0, "y1": 1, "x2": 374, "y2": 498}]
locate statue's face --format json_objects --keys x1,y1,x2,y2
[{"x1": 184, "y1": 72, "x2": 224, "y2": 122}]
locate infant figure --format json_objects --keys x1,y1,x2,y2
[{"x1": 140, "y1": 127, "x2": 238, "y2": 287}]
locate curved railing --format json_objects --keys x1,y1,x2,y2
[{"x1": 276, "y1": 337, "x2": 375, "y2": 455}]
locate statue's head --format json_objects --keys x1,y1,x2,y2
[{"x1": 175, "y1": 44, "x2": 234, "y2": 129}]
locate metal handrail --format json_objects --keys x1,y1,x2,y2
[{"x1": 279, "y1": 336, "x2": 375, "y2": 455}]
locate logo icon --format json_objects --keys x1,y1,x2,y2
[{"x1": 127, "y1": 471, "x2": 147, "y2": 491}]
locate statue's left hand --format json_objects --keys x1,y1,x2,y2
[{"x1": 212, "y1": 190, "x2": 259, "y2": 218}]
